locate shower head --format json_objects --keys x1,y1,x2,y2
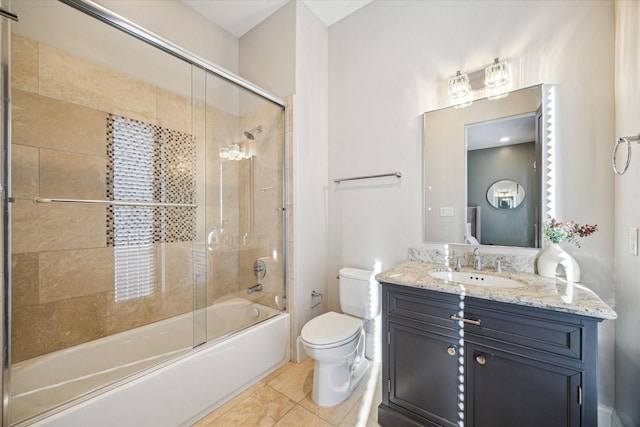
[{"x1": 244, "y1": 125, "x2": 262, "y2": 140}]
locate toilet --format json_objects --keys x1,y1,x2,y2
[{"x1": 299, "y1": 267, "x2": 380, "y2": 407}]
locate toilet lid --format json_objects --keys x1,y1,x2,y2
[{"x1": 301, "y1": 312, "x2": 362, "y2": 347}]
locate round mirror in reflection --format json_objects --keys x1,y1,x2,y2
[{"x1": 486, "y1": 179, "x2": 525, "y2": 209}]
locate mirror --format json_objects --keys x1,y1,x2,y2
[
  {"x1": 423, "y1": 85, "x2": 554, "y2": 248},
  {"x1": 486, "y1": 180, "x2": 525, "y2": 210}
]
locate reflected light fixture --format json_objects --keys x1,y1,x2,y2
[
  {"x1": 219, "y1": 143, "x2": 250, "y2": 161},
  {"x1": 448, "y1": 70, "x2": 472, "y2": 108},
  {"x1": 485, "y1": 57, "x2": 511, "y2": 100}
]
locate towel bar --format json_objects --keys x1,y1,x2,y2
[{"x1": 333, "y1": 171, "x2": 402, "y2": 183}]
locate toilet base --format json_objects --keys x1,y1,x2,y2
[{"x1": 311, "y1": 355, "x2": 369, "y2": 407}]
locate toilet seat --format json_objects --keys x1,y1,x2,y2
[{"x1": 301, "y1": 312, "x2": 362, "y2": 349}]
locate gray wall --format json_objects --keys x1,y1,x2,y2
[{"x1": 467, "y1": 142, "x2": 536, "y2": 247}]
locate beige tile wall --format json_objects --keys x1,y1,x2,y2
[
  {"x1": 10, "y1": 33, "x2": 288, "y2": 363},
  {"x1": 10, "y1": 35, "x2": 197, "y2": 362},
  {"x1": 203, "y1": 96, "x2": 287, "y2": 317},
  {"x1": 37, "y1": 43, "x2": 157, "y2": 124},
  {"x1": 238, "y1": 103, "x2": 286, "y2": 311}
]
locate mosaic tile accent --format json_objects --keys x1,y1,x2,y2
[{"x1": 106, "y1": 115, "x2": 196, "y2": 246}]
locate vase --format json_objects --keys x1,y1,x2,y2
[{"x1": 537, "y1": 243, "x2": 581, "y2": 282}]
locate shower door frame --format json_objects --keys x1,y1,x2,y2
[
  {"x1": 1, "y1": 0, "x2": 289, "y2": 424},
  {"x1": 59, "y1": 0, "x2": 285, "y2": 107},
  {"x1": 1, "y1": 1, "x2": 13, "y2": 425}
]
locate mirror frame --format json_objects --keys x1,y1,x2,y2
[{"x1": 422, "y1": 84, "x2": 556, "y2": 249}]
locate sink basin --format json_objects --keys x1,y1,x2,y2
[{"x1": 429, "y1": 270, "x2": 525, "y2": 288}]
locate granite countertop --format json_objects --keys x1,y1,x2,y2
[{"x1": 376, "y1": 261, "x2": 617, "y2": 320}]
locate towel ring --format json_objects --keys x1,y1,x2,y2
[{"x1": 613, "y1": 134, "x2": 639, "y2": 175}]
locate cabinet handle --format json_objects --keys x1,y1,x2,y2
[
  {"x1": 475, "y1": 355, "x2": 487, "y2": 365},
  {"x1": 450, "y1": 314, "x2": 481, "y2": 326},
  {"x1": 447, "y1": 346, "x2": 457, "y2": 356}
]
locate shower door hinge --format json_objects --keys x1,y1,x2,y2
[
  {"x1": 387, "y1": 331, "x2": 390, "y2": 345},
  {"x1": 388, "y1": 379, "x2": 391, "y2": 393}
]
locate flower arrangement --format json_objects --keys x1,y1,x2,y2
[{"x1": 544, "y1": 217, "x2": 598, "y2": 247}]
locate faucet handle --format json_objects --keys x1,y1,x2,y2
[
  {"x1": 444, "y1": 250, "x2": 453, "y2": 269},
  {"x1": 473, "y1": 247, "x2": 482, "y2": 270}
]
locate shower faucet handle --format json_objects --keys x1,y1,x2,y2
[{"x1": 254, "y1": 259, "x2": 267, "y2": 280}]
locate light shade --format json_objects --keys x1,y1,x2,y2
[
  {"x1": 448, "y1": 71, "x2": 472, "y2": 108},
  {"x1": 485, "y1": 58, "x2": 511, "y2": 99}
]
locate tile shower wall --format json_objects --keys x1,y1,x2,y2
[
  {"x1": 204, "y1": 99, "x2": 286, "y2": 312},
  {"x1": 10, "y1": 34, "x2": 195, "y2": 362},
  {"x1": 239, "y1": 104, "x2": 286, "y2": 310},
  {"x1": 10, "y1": 33, "x2": 287, "y2": 363}
]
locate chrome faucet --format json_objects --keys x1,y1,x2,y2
[
  {"x1": 445, "y1": 251, "x2": 463, "y2": 272},
  {"x1": 247, "y1": 283, "x2": 263, "y2": 294},
  {"x1": 495, "y1": 256, "x2": 503, "y2": 273},
  {"x1": 473, "y1": 247, "x2": 482, "y2": 270}
]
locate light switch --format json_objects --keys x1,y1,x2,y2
[
  {"x1": 440, "y1": 207, "x2": 454, "y2": 217},
  {"x1": 630, "y1": 227, "x2": 638, "y2": 256}
]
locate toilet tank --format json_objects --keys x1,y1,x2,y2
[{"x1": 339, "y1": 267, "x2": 380, "y2": 319}]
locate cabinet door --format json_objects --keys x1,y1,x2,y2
[
  {"x1": 389, "y1": 321, "x2": 460, "y2": 427},
  {"x1": 465, "y1": 343, "x2": 581, "y2": 427}
]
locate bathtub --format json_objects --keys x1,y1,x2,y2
[{"x1": 12, "y1": 297, "x2": 290, "y2": 426}]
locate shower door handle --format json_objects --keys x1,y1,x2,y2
[{"x1": 34, "y1": 197, "x2": 196, "y2": 208}]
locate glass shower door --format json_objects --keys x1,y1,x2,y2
[
  {"x1": 2, "y1": 0, "x2": 287, "y2": 423},
  {"x1": 204, "y1": 73, "x2": 286, "y2": 342},
  {"x1": 8, "y1": 1, "x2": 206, "y2": 422}
]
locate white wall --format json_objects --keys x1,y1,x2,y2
[
  {"x1": 614, "y1": 2, "x2": 640, "y2": 426},
  {"x1": 329, "y1": 0, "x2": 616, "y2": 407},
  {"x1": 291, "y1": 2, "x2": 329, "y2": 340},
  {"x1": 240, "y1": 1, "x2": 329, "y2": 352},
  {"x1": 240, "y1": 2, "x2": 295, "y2": 98}
]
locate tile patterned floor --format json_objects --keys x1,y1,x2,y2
[{"x1": 192, "y1": 357, "x2": 382, "y2": 427}]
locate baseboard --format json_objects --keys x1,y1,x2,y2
[
  {"x1": 599, "y1": 405, "x2": 613, "y2": 427},
  {"x1": 295, "y1": 336, "x2": 308, "y2": 363},
  {"x1": 611, "y1": 409, "x2": 624, "y2": 427},
  {"x1": 599, "y1": 405, "x2": 627, "y2": 427}
]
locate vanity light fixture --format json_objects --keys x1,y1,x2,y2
[
  {"x1": 448, "y1": 70, "x2": 473, "y2": 108},
  {"x1": 484, "y1": 57, "x2": 511, "y2": 100}
]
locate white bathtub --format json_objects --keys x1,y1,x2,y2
[{"x1": 12, "y1": 297, "x2": 290, "y2": 426}]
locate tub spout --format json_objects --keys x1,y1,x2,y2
[{"x1": 248, "y1": 283, "x2": 263, "y2": 294}]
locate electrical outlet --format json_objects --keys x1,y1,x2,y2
[
  {"x1": 630, "y1": 227, "x2": 638, "y2": 256},
  {"x1": 440, "y1": 207, "x2": 454, "y2": 217}
]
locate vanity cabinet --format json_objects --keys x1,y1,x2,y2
[{"x1": 378, "y1": 283, "x2": 600, "y2": 427}]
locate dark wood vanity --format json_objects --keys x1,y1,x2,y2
[{"x1": 377, "y1": 282, "x2": 607, "y2": 427}]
